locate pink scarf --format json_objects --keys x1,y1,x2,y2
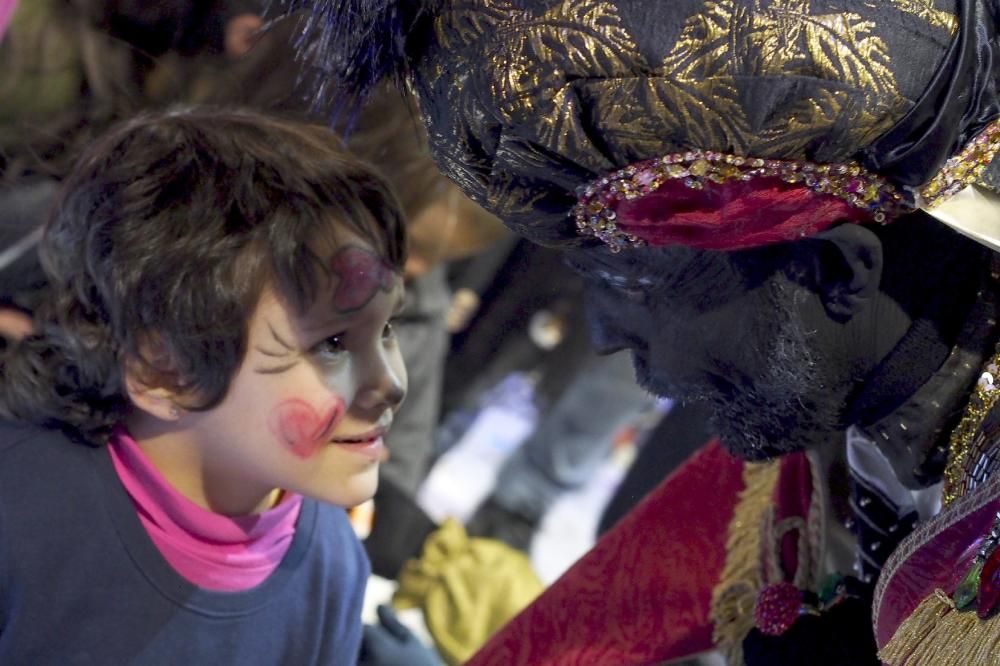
[{"x1": 108, "y1": 426, "x2": 302, "y2": 591}]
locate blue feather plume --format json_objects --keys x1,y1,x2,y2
[{"x1": 268, "y1": 0, "x2": 438, "y2": 121}]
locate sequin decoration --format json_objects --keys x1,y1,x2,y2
[
  {"x1": 921, "y1": 122, "x2": 1000, "y2": 208},
  {"x1": 954, "y1": 558, "x2": 985, "y2": 610},
  {"x1": 754, "y1": 582, "x2": 806, "y2": 636},
  {"x1": 951, "y1": 512, "x2": 1000, "y2": 611},
  {"x1": 574, "y1": 119, "x2": 1000, "y2": 252},
  {"x1": 943, "y1": 351, "x2": 1000, "y2": 506}
]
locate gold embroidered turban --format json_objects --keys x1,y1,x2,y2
[{"x1": 288, "y1": 0, "x2": 1000, "y2": 251}]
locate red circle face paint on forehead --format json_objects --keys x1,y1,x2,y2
[
  {"x1": 330, "y1": 245, "x2": 396, "y2": 313},
  {"x1": 268, "y1": 398, "x2": 346, "y2": 459}
]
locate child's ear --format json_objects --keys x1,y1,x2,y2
[
  {"x1": 124, "y1": 341, "x2": 185, "y2": 421},
  {"x1": 124, "y1": 367, "x2": 184, "y2": 421}
]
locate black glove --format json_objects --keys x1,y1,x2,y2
[{"x1": 358, "y1": 604, "x2": 442, "y2": 666}]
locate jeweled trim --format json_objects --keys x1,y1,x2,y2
[
  {"x1": 921, "y1": 121, "x2": 1000, "y2": 209},
  {"x1": 574, "y1": 153, "x2": 905, "y2": 251},
  {"x1": 573, "y1": 119, "x2": 1000, "y2": 252},
  {"x1": 942, "y1": 343, "x2": 1000, "y2": 506}
]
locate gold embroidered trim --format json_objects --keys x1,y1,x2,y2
[
  {"x1": 942, "y1": 341, "x2": 1000, "y2": 506},
  {"x1": 922, "y1": 122, "x2": 1000, "y2": 209},
  {"x1": 574, "y1": 152, "x2": 905, "y2": 251},
  {"x1": 874, "y1": 471, "x2": 1000, "y2": 665},
  {"x1": 709, "y1": 460, "x2": 781, "y2": 666},
  {"x1": 879, "y1": 590, "x2": 1000, "y2": 665},
  {"x1": 573, "y1": 120, "x2": 1000, "y2": 252}
]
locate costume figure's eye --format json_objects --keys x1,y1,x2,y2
[
  {"x1": 382, "y1": 321, "x2": 397, "y2": 342},
  {"x1": 617, "y1": 286, "x2": 647, "y2": 303},
  {"x1": 312, "y1": 333, "x2": 346, "y2": 359}
]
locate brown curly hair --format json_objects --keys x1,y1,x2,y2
[{"x1": 0, "y1": 106, "x2": 406, "y2": 441}]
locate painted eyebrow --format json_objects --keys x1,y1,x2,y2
[
  {"x1": 252, "y1": 321, "x2": 299, "y2": 374},
  {"x1": 268, "y1": 321, "x2": 296, "y2": 350},
  {"x1": 254, "y1": 323, "x2": 293, "y2": 356},
  {"x1": 255, "y1": 345, "x2": 290, "y2": 358},
  {"x1": 253, "y1": 361, "x2": 298, "y2": 375}
]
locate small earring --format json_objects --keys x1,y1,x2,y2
[{"x1": 169, "y1": 406, "x2": 180, "y2": 418}]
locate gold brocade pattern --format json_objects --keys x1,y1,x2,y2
[
  {"x1": 413, "y1": 0, "x2": 958, "y2": 246},
  {"x1": 438, "y1": 0, "x2": 639, "y2": 158},
  {"x1": 445, "y1": 0, "x2": 918, "y2": 158},
  {"x1": 659, "y1": 0, "x2": 903, "y2": 158},
  {"x1": 426, "y1": 0, "x2": 642, "y2": 174},
  {"x1": 887, "y1": 0, "x2": 959, "y2": 33}
]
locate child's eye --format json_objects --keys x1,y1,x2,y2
[
  {"x1": 312, "y1": 333, "x2": 346, "y2": 359},
  {"x1": 382, "y1": 321, "x2": 397, "y2": 342}
]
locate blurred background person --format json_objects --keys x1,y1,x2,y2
[{"x1": 0, "y1": 0, "x2": 266, "y2": 347}]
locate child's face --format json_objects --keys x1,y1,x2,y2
[{"x1": 181, "y1": 237, "x2": 407, "y2": 512}]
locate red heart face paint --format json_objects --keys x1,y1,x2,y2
[
  {"x1": 330, "y1": 245, "x2": 395, "y2": 313},
  {"x1": 268, "y1": 398, "x2": 346, "y2": 459}
]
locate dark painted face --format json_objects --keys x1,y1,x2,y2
[{"x1": 565, "y1": 243, "x2": 855, "y2": 459}]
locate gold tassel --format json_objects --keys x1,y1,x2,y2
[
  {"x1": 880, "y1": 589, "x2": 1000, "y2": 665},
  {"x1": 710, "y1": 460, "x2": 782, "y2": 665}
]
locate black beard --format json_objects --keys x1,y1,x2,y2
[{"x1": 634, "y1": 279, "x2": 847, "y2": 460}]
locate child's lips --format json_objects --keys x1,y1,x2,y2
[
  {"x1": 331, "y1": 425, "x2": 388, "y2": 444},
  {"x1": 329, "y1": 428, "x2": 390, "y2": 461}
]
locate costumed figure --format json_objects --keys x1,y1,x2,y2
[{"x1": 283, "y1": 1, "x2": 1000, "y2": 664}]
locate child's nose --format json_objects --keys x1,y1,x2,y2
[{"x1": 354, "y1": 348, "x2": 406, "y2": 412}]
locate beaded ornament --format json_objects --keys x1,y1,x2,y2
[{"x1": 574, "y1": 120, "x2": 1000, "y2": 252}]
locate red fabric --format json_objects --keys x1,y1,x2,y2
[
  {"x1": 466, "y1": 439, "x2": 744, "y2": 666},
  {"x1": 875, "y1": 487, "x2": 1000, "y2": 649},
  {"x1": 773, "y1": 453, "x2": 814, "y2": 581},
  {"x1": 615, "y1": 177, "x2": 871, "y2": 250}
]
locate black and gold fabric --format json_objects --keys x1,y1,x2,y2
[
  {"x1": 406, "y1": 0, "x2": 976, "y2": 246},
  {"x1": 286, "y1": 0, "x2": 1000, "y2": 249}
]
